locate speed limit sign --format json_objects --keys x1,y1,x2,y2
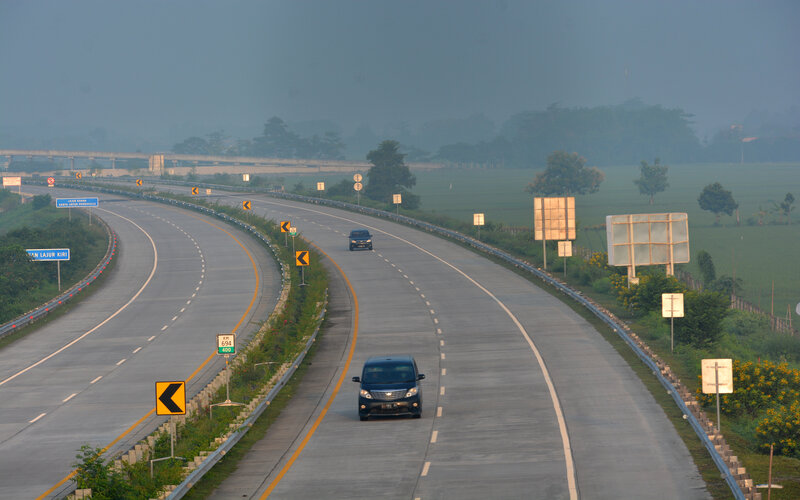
[
  {"x1": 353, "y1": 173, "x2": 363, "y2": 182},
  {"x1": 354, "y1": 182, "x2": 363, "y2": 191},
  {"x1": 47, "y1": 177, "x2": 55, "y2": 186}
]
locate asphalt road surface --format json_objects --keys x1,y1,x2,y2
[
  {"x1": 164, "y1": 187, "x2": 710, "y2": 500},
  {"x1": 0, "y1": 186, "x2": 280, "y2": 499}
]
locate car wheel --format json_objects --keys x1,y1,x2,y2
[
  {"x1": 349, "y1": 245, "x2": 354, "y2": 251},
  {"x1": 368, "y1": 244, "x2": 373, "y2": 250}
]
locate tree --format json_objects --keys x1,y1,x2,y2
[
  {"x1": 674, "y1": 290, "x2": 729, "y2": 347},
  {"x1": 173, "y1": 136, "x2": 211, "y2": 155},
  {"x1": 525, "y1": 151, "x2": 604, "y2": 196},
  {"x1": 698, "y1": 182, "x2": 738, "y2": 223},
  {"x1": 696, "y1": 250, "x2": 716, "y2": 287},
  {"x1": 776, "y1": 192, "x2": 795, "y2": 225},
  {"x1": 365, "y1": 140, "x2": 419, "y2": 208},
  {"x1": 633, "y1": 158, "x2": 669, "y2": 204}
]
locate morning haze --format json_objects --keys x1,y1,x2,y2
[{"x1": 0, "y1": 0, "x2": 797, "y2": 156}]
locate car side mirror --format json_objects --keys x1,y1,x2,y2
[
  {"x1": 352, "y1": 376, "x2": 361, "y2": 383},
  {"x1": 417, "y1": 374, "x2": 425, "y2": 380}
]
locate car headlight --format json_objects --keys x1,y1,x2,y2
[
  {"x1": 360, "y1": 389, "x2": 372, "y2": 399},
  {"x1": 365, "y1": 239, "x2": 372, "y2": 243},
  {"x1": 351, "y1": 240, "x2": 357, "y2": 244},
  {"x1": 405, "y1": 387, "x2": 418, "y2": 398}
]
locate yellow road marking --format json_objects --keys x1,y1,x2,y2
[{"x1": 260, "y1": 243, "x2": 358, "y2": 498}]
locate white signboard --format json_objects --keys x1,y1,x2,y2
[
  {"x1": 473, "y1": 213, "x2": 485, "y2": 226},
  {"x1": 606, "y1": 213, "x2": 689, "y2": 268},
  {"x1": 242, "y1": 173, "x2": 250, "y2": 182},
  {"x1": 317, "y1": 182, "x2": 325, "y2": 191},
  {"x1": 701, "y1": 359, "x2": 733, "y2": 394},
  {"x1": 393, "y1": 194, "x2": 402, "y2": 204},
  {"x1": 534, "y1": 197, "x2": 576, "y2": 241},
  {"x1": 558, "y1": 241, "x2": 573, "y2": 257},
  {"x1": 2, "y1": 176, "x2": 21, "y2": 187},
  {"x1": 662, "y1": 293, "x2": 685, "y2": 318}
]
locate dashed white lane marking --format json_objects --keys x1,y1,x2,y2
[
  {"x1": 180, "y1": 307, "x2": 185, "y2": 313},
  {"x1": 440, "y1": 353, "x2": 445, "y2": 360},
  {"x1": 133, "y1": 347, "x2": 142, "y2": 354},
  {"x1": 440, "y1": 340, "x2": 444, "y2": 347},
  {"x1": 433, "y1": 318, "x2": 439, "y2": 324},
  {"x1": 437, "y1": 407, "x2": 443, "y2": 417},
  {"x1": 429, "y1": 309, "x2": 435, "y2": 314},
  {"x1": 63, "y1": 393, "x2": 77, "y2": 403},
  {"x1": 421, "y1": 462, "x2": 431, "y2": 477},
  {"x1": 147, "y1": 336, "x2": 156, "y2": 342},
  {"x1": 191, "y1": 293, "x2": 196, "y2": 298},
  {"x1": 436, "y1": 328, "x2": 442, "y2": 334},
  {"x1": 390, "y1": 263, "x2": 396, "y2": 267},
  {"x1": 441, "y1": 368, "x2": 446, "y2": 376},
  {"x1": 187, "y1": 299, "x2": 192, "y2": 304},
  {"x1": 403, "y1": 274, "x2": 408, "y2": 278},
  {"x1": 172, "y1": 316, "x2": 178, "y2": 321},
  {"x1": 409, "y1": 280, "x2": 414, "y2": 285},
  {"x1": 431, "y1": 430, "x2": 438, "y2": 443},
  {"x1": 440, "y1": 386, "x2": 445, "y2": 396},
  {"x1": 425, "y1": 301, "x2": 431, "y2": 306},
  {"x1": 90, "y1": 376, "x2": 102, "y2": 384},
  {"x1": 195, "y1": 286, "x2": 200, "y2": 291},
  {"x1": 420, "y1": 293, "x2": 425, "y2": 298},
  {"x1": 116, "y1": 359, "x2": 126, "y2": 366},
  {"x1": 30, "y1": 413, "x2": 46, "y2": 423},
  {"x1": 384, "y1": 258, "x2": 390, "y2": 263},
  {"x1": 161, "y1": 325, "x2": 168, "y2": 331}
]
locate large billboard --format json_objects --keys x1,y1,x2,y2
[
  {"x1": 534, "y1": 197, "x2": 576, "y2": 241},
  {"x1": 606, "y1": 213, "x2": 689, "y2": 274}
]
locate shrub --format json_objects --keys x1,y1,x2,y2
[
  {"x1": 591, "y1": 277, "x2": 612, "y2": 294},
  {"x1": 674, "y1": 290, "x2": 729, "y2": 347},
  {"x1": 756, "y1": 400, "x2": 800, "y2": 458}
]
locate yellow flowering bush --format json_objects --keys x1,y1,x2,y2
[
  {"x1": 697, "y1": 360, "x2": 800, "y2": 416},
  {"x1": 756, "y1": 400, "x2": 800, "y2": 457}
]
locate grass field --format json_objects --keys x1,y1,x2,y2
[{"x1": 282, "y1": 162, "x2": 800, "y2": 320}]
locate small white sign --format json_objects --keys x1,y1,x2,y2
[
  {"x1": 662, "y1": 293, "x2": 685, "y2": 318},
  {"x1": 206, "y1": 188, "x2": 212, "y2": 195},
  {"x1": 393, "y1": 194, "x2": 402, "y2": 204},
  {"x1": 558, "y1": 241, "x2": 573, "y2": 257},
  {"x1": 701, "y1": 359, "x2": 733, "y2": 394},
  {"x1": 242, "y1": 173, "x2": 250, "y2": 182},
  {"x1": 317, "y1": 182, "x2": 325, "y2": 191},
  {"x1": 217, "y1": 333, "x2": 235, "y2": 355},
  {"x1": 473, "y1": 213, "x2": 485, "y2": 226}
]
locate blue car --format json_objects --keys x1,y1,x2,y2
[{"x1": 352, "y1": 355, "x2": 424, "y2": 421}]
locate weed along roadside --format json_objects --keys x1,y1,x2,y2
[{"x1": 67, "y1": 192, "x2": 330, "y2": 500}]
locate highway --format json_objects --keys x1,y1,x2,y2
[
  {"x1": 159, "y1": 186, "x2": 711, "y2": 500},
  {"x1": 0, "y1": 186, "x2": 280, "y2": 499}
]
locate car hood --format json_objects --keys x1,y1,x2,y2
[{"x1": 360, "y1": 381, "x2": 416, "y2": 391}]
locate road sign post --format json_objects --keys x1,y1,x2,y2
[
  {"x1": 393, "y1": 193, "x2": 402, "y2": 215},
  {"x1": 211, "y1": 335, "x2": 244, "y2": 418},
  {"x1": 662, "y1": 293, "x2": 685, "y2": 352},
  {"x1": 152, "y1": 381, "x2": 187, "y2": 474},
  {"x1": 27, "y1": 248, "x2": 70, "y2": 291},
  {"x1": 296, "y1": 250, "x2": 309, "y2": 286},
  {"x1": 280, "y1": 221, "x2": 291, "y2": 247},
  {"x1": 701, "y1": 359, "x2": 733, "y2": 432}
]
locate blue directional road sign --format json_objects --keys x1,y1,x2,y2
[
  {"x1": 27, "y1": 248, "x2": 70, "y2": 261},
  {"x1": 56, "y1": 197, "x2": 99, "y2": 208}
]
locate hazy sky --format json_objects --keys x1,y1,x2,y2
[{"x1": 1, "y1": 0, "x2": 798, "y2": 149}]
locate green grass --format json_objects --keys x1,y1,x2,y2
[{"x1": 280, "y1": 163, "x2": 800, "y2": 322}]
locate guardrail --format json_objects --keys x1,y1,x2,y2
[
  {"x1": 0, "y1": 210, "x2": 116, "y2": 340},
  {"x1": 50, "y1": 179, "x2": 748, "y2": 499}
]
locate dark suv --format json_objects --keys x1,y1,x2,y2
[
  {"x1": 348, "y1": 229, "x2": 373, "y2": 251},
  {"x1": 352, "y1": 355, "x2": 424, "y2": 421}
]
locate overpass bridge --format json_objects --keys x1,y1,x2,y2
[{"x1": 0, "y1": 149, "x2": 442, "y2": 176}]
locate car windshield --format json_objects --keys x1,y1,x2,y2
[
  {"x1": 362, "y1": 363, "x2": 415, "y2": 384},
  {"x1": 351, "y1": 230, "x2": 370, "y2": 238}
]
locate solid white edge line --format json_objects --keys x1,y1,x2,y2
[{"x1": 0, "y1": 208, "x2": 159, "y2": 388}]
